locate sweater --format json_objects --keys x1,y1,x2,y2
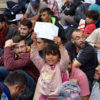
[
  {"x1": 30, "y1": 46, "x2": 69, "y2": 98},
  {"x1": 4, "y1": 47, "x2": 39, "y2": 84}
]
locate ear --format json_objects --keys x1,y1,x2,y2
[
  {"x1": 14, "y1": 84, "x2": 20, "y2": 91},
  {"x1": 71, "y1": 38, "x2": 74, "y2": 44}
]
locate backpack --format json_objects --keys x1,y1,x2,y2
[
  {"x1": 3, "y1": 1, "x2": 26, "y2": 20},
  {"x1": 58, "y1": 81, "x2": 82, "y2": 100}
]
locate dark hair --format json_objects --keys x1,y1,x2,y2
[
  {"x1": 68, "y1": 52, "x2": 73, "y2": 62},
  {"x1": 43, "y1": 43, "x2": 61, "y2": 58},
  {"x1": 20, "y1": 19, "x2": 32, "y2": 29},
  {"x1": 15, "y1": 87, "x2": 34, "y2": 100},
  {"x1": 86, "y1": 10, "x2": 99, "y2": 21},
  {"x1": 0, "y1": 14, "x2": 5, "y2": 22},
  {"x1": 12, "y1": 34, "x2": 26, "y2": 43},
  {"x1": 71, "y1": 29, "x2": 82, "y2": 38},
  {"x1": 4, "y1": 71, "x2": 28, "y2": 88},
  {"x1": 40, "y1": 7, "x2": 54, "y2": 16}
]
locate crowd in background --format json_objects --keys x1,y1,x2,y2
[{"x1": 0, "y1": 0, "x2": 100, "y2": 100}]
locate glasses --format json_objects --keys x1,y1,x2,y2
[
  {"x1": 14, "y1": 45, "x2": 26, "y2": 49},
  {"x1": 73, "y1": 35, "x2": 86, "y2": 40}
]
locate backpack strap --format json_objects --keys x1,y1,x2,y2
[{"x1": 0, "y1": 82, "x2": 11, "y2": 100}]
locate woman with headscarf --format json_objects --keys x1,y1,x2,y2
[{"x1": 88, "y1": 4, "x2": 100, "y2": 27}]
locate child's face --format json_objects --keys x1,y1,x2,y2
[
  {"x1": 45, "y1": 53, "x2": 60, "y2": 66},
  {"x1": 86, "y1": 17, "x2": 95, "y2": 24}
]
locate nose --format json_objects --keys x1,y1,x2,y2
[
  {"x1": 18, "y1": 47, "x2": 23, "y2": 53},
  {"x1": 96, "y1": 65, "x2": 100, "y2": 71},
  {"x1": 49, "y1": 54, "x2": 53, "y2": 58}
]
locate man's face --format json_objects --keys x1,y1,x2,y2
[
  {"x1": 94, "y1": 65, "x2": 100, "y2": 82},
  {"x1": 19, "y1": 25, "x2": 30, "y2": 37},
  {"x1": 11, "y1": 85, "x2": 25, "y2": 99},
  {"x1": 14, "y1": 40, "x2": 27, "y2": 55},
  {"x1": 41, "y1": 11, "x2": 51, "y2": 22},
  {"x1": 71, "y1": 31, "x2": 86, "y2": 49}
]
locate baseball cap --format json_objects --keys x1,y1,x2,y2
[{"x1": 30, "y1": 0, "x2": 40, "y2": 5}]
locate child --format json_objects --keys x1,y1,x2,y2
[
  {"x1": 84, "y1": 10, "x2": 99, "y2": 37},
  {"x1": 30, "y1": 34, "x2": 69, "y2": 100}
]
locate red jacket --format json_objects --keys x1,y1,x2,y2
[{"x1": 3, "y1": 47, "x2": 40, "y2": 84}]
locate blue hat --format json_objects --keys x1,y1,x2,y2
[{"x1": 30, "y1": 0, "x2": 40, "y2": 5}]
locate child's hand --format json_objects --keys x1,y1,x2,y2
[
  {"x1": 31, "y1": 32, "x2": 37, "y2": 46},
  {"x1": 31, "y1": 32, "x2": 37, "y2": 41},
  {"x1": 53, "y1": 37, "x2": 64, "y2": 49},
  {"x1": 53, "y1": 36, "x2": 62, "y2": 46}
]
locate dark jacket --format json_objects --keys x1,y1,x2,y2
[
  {"x1": 64, "y1": 1, "x2": 82, "y2": 16},
  {"x1": 51, "y1": 17, "x2": 67, "y2": 44},
  {"x1": 74, "y1": 3, "x2": 90, "y2": 24},
  {"x1": 6, "y1": 25, "x2": 18, "y2": 40}
]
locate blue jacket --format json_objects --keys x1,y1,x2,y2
[{"x1": 0, "y1": 82, "x2": 11, "y2": 100}]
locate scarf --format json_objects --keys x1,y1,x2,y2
[{"x1": 0, "y1": 23, "x2": 8, "y2": 48}]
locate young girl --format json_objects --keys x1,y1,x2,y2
[{"x1": 30, "y1": 34, "x2": 69, "y2": 100}]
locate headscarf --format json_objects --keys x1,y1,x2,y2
[{"x1": 89, "y1": 4, "x2": 100, "y2": 24}]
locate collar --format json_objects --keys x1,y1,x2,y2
[{"x1": 0, "y1": 82, "x2": 11, "y2": 100}]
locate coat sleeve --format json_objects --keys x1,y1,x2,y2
[
  {"x1": 4, "y1": 47, "x2": 31, "y2": 70},
  {"x1": 30, "y1": 45, "x2": 44, "y2": 71},
  {"x1": 59, "y1": 47, "x2": 69, "y2": 73}
]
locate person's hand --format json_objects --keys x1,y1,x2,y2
[
  {"x1": 53, "y1": 36, "x2": 62, "y2": 46},
  {"x1": 31, "y1": 32, "x2": 37, "y2": 46},
  {"x1": 5, "y1": 39, "x2": 17, "y2": 47},
  {"x1": 53, "y1": 36, "x2": 64, "y2": 49},
  {"x1": 31, "y1": 32, "x2": 37, "y2": 40}
]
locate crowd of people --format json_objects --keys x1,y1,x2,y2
[{"x1": 0, "y1": 0, "x2": 100, "y2": 100}]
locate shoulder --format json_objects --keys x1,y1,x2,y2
[
  {"x1": 92, "y1": 28, "x2": 100, "y2": 34},
  {"x1": 83, "y1": 42, "x2": 95, "y2": 52},
  {"x1": 71, "y1": 67, "x2": 87, "y2": 79},
  {"x1": 65, "y1": 42, "x2": 76, "y2": 51},
  {"x1": 28, "y1": 3, "x2": 31, "y2": 8},
  {"x1": 87, "y1": 24, "x2": 96, "y2": 28},
  {"x1": 40, "y1": 2, "x2": 47, "y2": 7}
]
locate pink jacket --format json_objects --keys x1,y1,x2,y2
[{"x1": 30, "y1": 46, "x2": 69, "y2": 98}]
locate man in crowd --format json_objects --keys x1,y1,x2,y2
[
  {"x1": 18, "y1": 19, "x2": 33, "y2": 46},
  {"x1": 40, "y1": 7, "x2": 67, "y2": 44},
  {"x1": 66, "y1": 29, "x2": 98, "y2": 90},
  {"x1": 64, "y1": 52, "x2": 90, "y2": 100},
  {"x1": 0, "y1": 34, "x2": 39, "y2": 90},
  {"x1": 21, "y1": 0, "x2": 46, "y2": 21},
  {"x1": 90, "y1": 64, "x2": 100, "y2": 100},
  {"x1": 0, "y1": 71, "x2": 28, "y2": 100},
  {"x1": 0, "y1": 14, "x2": 18, "y2": 56}
]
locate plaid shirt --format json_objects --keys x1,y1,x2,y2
[{"x1": 41, "y1": 0, "x2": 61, "y2": 18}]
